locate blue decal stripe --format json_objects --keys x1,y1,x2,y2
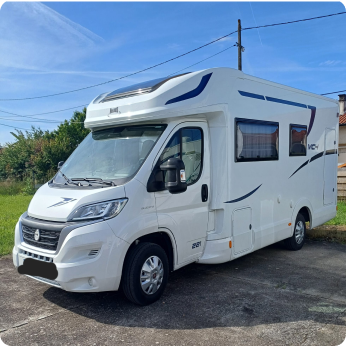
[
  {"x1": 307, "y1": 107, "x2": 316, "y2": 136},
  {"x1": 225, "y1": 184, "x2": 262, "y2": 204},
  {"x1": 238, "y1": 91, "x2": 265, "y2": 100},
  {"x1": 310, "y1": 151, "x2": 324, "y2": 162},
  {"x1": 238, "y1": 90, "x2": 317, "y2": 136},
  {"x1": 289, "y1": 160, "x2": 309, "y2": 179},
  {"x1": 325, "y1": 149, "x2": 337, "y2": 155},
  {"x1": 165, "y1": 73, "x2": 212, "y2": 105},
  {"x1": 265, "y1": 96, "x2": 307, "y2": 109}
]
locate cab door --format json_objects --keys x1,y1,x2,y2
[{"x1": 154, "y1": 122, "x2": 210, "y2": 265}]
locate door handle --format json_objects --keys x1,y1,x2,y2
[{"x1": 201, "y1": 184, "x2": 208, "y2": 202}]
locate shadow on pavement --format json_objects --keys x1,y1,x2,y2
[{"x1": 42, "y1": 241, "x2": 346, "y2": 330}]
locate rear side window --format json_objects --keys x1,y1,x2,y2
[
  {"x1": 235, "y1": 118, "x2": 279, "y2": 162},
  {"x1": 290, "y1": 124, "x2": 307, "y2": 156}
]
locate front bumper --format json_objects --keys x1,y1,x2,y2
[{"x1": 13, "y1": 219, "x2": 129, "y2": 292}]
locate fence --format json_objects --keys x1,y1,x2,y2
[{"x1": 337, "y1": 168, "x2": 346, "y2": 200}]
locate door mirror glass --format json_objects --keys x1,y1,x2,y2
[
  {"x1": 57, "y1": 161, "x2": 64, "y2": 169},
  {"x1": 160, "y1": 158, "x2": 187, "y2": 194}
]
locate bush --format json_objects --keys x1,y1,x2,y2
[
  {"x1": 0, "y1": 180, "x2": 26, "y2": 195},
  {"x1": 0, "y1": 108, "x2": 89, "y2": 183}
]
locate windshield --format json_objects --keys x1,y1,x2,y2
[{"x1": 54, "y1": 125, "x2": 166, "y2": 186}]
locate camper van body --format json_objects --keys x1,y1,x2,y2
[{"x1": 13, "y1": 68, "x2": 339, "y2": 304}]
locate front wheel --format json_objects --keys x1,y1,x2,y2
[
  {"x1": 121, "y1": 242, "x2": 169, "y2": 305},
  {"x1": 284, "y1": 213, "x2": 306, "y2": 251}
]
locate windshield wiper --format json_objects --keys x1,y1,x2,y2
[
  {"x1": 71, "y1": 178, "x2": 116, "y2": 186},
  {"x1": 60, "y1": 172, "x2": 79, "y2": 186}
]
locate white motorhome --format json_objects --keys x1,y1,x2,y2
[{"x1": 13, "y1": 67, "x2": 339, "y2": 305}]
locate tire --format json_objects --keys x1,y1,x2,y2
[
  {"x1": 284, "y1": 213, "x2": 306, "y2": 251},
  {"x1": 121, "y1": 242, "x2": 169, "y2": 305}
]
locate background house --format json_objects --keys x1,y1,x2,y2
[{"x1": 338, "y1": 94, "x2": 346, "y2": 164}]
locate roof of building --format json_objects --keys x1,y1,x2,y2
[{"x1": 340, "y1": 113, "x2": 346, "y2": 126}]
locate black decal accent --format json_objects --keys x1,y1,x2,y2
[
  {"x1": 225, "y1": 184, "x2": 262, "y2": 204},
  {"x1": 325, "y1": 149, "x2": 337, "y2": 155},
  {"x1": 165, "y1": 73, "x2": 212, "y2": 105},
  {"x1": 289, "y1": 160, "x2": 309, "y2": 178},
  {"x1": 18, "y1": 258, "x2": 58, "y2": 280},
  {"x1": 307, "y1": 106, "x2": 316, "y2": 137},
  {"x1": 310, "y1": 151, "x2": 324, "y2": 162}
]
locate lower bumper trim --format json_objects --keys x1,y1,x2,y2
[{"x1": 26, "y1": 275, "x2": 61, "y2": 288}]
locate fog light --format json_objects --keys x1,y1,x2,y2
[{"x1": 88, "y1": 278, "x2": 95, "y2": 287}]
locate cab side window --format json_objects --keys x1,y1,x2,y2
[
  {"x1": 182, "y1": 128, "x2": 203, "y2": 185},
  {"x1": 158, "y1": 128, "x2": 203, "y2": 186},
  {"x1": 159, "y1": 131, "x2": 181, "y2": 164}
]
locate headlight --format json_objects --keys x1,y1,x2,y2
[{"x1": 69, "y1": 198, "x2": 128, "y2": 221}]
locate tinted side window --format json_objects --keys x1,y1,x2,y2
[
  {"x1": 158, "y1": 131, "x2": 181, "y2": 184},
  {"x1": 157, "y1": 127, "x2": 203, "y2": 186},
  {"x1": 235, "y1": 119, "x2": 279, "y2": 162},
  {"x1": 182, "y1": 128, "x2": 203, "y2": 185},
  {"x1": 290, "y1": 124, "x2": 307, "y2": 156}
]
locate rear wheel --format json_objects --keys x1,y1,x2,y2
[
  {"x1": 284, "y1": 213, "x2": 306, "y2": 251},
  {"x1": 121, "y1": 242, "x2": 169, "y2": 305}
]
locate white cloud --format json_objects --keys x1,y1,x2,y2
[
  {"x1": 319, "y1": 60, "x2": 343, "y2": 66},
  {"x1": 0, "y1": 2, "x2": 105, "y2": 71},
  {"x1": 217, "y1": 37, "x2": 233, "y2": 43},
  {"x1": 167, "y1": 43, "x2": 181, "y2": 50}
]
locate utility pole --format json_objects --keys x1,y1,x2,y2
[
  {"x1": 238, "y1": 19, "x2": 242, "y2": 71},
  {"x1": 236, "y1": 19, "x2": 245, "y2": 71}
]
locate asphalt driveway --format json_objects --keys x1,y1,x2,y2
[{"x1": 1, "y1": 240, "x2": 346, "y2": 346}]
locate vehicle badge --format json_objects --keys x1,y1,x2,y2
[{"x1": 34, "y1": 229, "x2": 40, "y2": 241}]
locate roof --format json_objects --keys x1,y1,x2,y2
[{"x1": 340, "y1": 113, "x2": 346, "y2": 126}]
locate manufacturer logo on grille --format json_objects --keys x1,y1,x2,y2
[{"x1": 34, "y1": 229, "x2": 40, "y2": 241}]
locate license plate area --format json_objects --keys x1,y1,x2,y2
[{"x1": 18, "y1": 258, "x2": 58, "y2": 280}]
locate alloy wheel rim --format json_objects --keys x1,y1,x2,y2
[
  {"x1": 140, "y1": 256, "x2": 164, "y2": 295},
  {"x1": 295, "y1": 220, "x2": 305, "y2": 244}
]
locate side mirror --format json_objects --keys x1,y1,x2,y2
[
  {"x1": 160, "y1": 158, "x2": 187, "y2": 194},
  {"x1": 57, "y1": 161, "x2": 64, "y2": 169}
]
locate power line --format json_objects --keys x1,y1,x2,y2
[
  {"x1": 0, "y1": 116, "x2": 62, "y2": 123},
  {"x1": 1, "y1": 11, "x2": 344, "y2": 102},
  {"x1": 0, "y1": 32, "x2": 237, "y2": 101},
  {"x1": 167, "y1": 45, "x2": 237, "y2": 77},
  {"x1": 1, "y1": 47, "x2": 237, "y2": 125},
  {"x1": 0, "y1": 123, "x2": 30, "y2": 131},
  {"x1": 0, "y1": 104, "x2": 88, "y2": 117},
  {"x1": 242, "y1": 11, "x2": 345, "y2": 31},
  {"x1": 321, "y1": 90, "x2": 346, "y2": 96},
  {"x1": 0, "y1": 104, "x2": 87, "y2": 122}
]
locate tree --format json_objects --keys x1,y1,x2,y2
[{"x1": 0, "y1": 108, "x2": 90, "y2": 182}]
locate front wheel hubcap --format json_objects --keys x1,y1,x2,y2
[
  {"x1": 295, "y1": 220, "x2": 305, "y2": 244},
  {"x1": 140, "y1": 256, "x2": 164, "y2": 295}
]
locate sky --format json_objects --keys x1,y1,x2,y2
[{"x1": 0, "y1": 1, "x2": 345, "y2": 144}]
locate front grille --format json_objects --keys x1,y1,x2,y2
[{"x1": 22, "y1": 225, "x2": 60, "y2": 251}]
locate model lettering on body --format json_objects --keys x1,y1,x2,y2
[{"x1": 308, "y1": 144, "x2": 319, "y2": 150}]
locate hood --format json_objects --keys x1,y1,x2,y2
[{"x1": 28, "y1": 183, "x2": 126, "y2": 222}]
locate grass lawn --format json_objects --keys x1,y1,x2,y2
[
  {"x1": 0, "y1": 195, "x2": 33, "y2": 256},
  {"x1": 325, "y1": 201, "x2": 346, "y2": 226}
]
